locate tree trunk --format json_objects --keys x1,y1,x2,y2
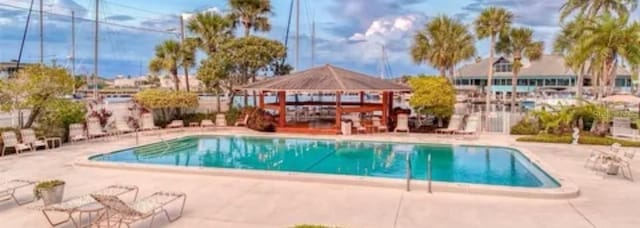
[
  {"x1": 172, "y1": 68, "x2": 180, "y2": 91},
  {"x1": 576, "y1": 65, "x2": 584, "y2": 101},
  {"x1": 439, "y1": 67, "x2": 446, "y2": 78},
  {"x1": 511, "y1": 70, "x2": 518, "y2": 113},
  {"x1": 216, "y1": 89, "x2": 221, "y2": 113},
  {"x1": 484, "y1": 35, "x2": 496, "y2": 131},
  {"x1": 24, "y1": 106, "x2": 41, "y2": 128},
  {"x1": 244, "y1": 26, "x2": 251, "y2": 37},
  {"x1": 184, "y1": 66, "x2": 190, "y2": 92}
]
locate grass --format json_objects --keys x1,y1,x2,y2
[{"x1": 516, "y1": 134, "x2": 640, "y2": 147}]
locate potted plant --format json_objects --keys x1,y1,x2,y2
[{"x1": 34, "y1": 180, "x2": 65, "y2": 206}]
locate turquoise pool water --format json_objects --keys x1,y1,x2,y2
[{"x1": 91, "y1": 136, "x2": 559, "y2": 188}]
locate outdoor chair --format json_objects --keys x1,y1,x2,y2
[
  {"x1": 68, "y1": 123, "x2": 87, "y2": 143},
  {"x1": 619, "y1": 150, "x2": 636, "y2": 180},
  {"x1": 372, "y1": 117, "x2": 388, "y2": 132},
  {"x1": 115, "y1": 118, "x2": 135, "y2": 136},
  {"x1": 200, "y1": 120, "x2": 215, "y2": 130},
  {"x1": 215, "y1": 114, "x2": 227, "y2": 127},
  {"x1": 166, "y1": 120, "x2": 184, "y2": 129},
  {"x1": 235, "y1": 115, "x2": 249, "y2": 127},
  {"x1": 394, "y1": 114, "x2": 410, "y2": 133},
  {"x1": 140, "y1": 113, "x2": 160, "y2": 131},
  {"x1": 611, "y1": 117, "x2": 638, "y2": 140},
  {"x1": 20, "y1": 128, "x2": 48, "y2": 151},
  {"x1": 87, "y1": 118, "x2": 108, "y2": 139},
  {"x1": 352, "y1": 118, "x2": 367, "y2": 134},
  {"x1": 1, "y1": 131, "x2": 32, "y2": 156},
  {"x1": 42, "y1": 185, "x2": 138, "y2": 228},
  {"x1": 0, "y1": 179, "x2": 37, "y2": 206},
  {"x1": 585, "y1": 143, "x2": 622, "y2": 169},
  {"x1": 90, "y1": 191, "x2": 186, "y2": 228},
  {"x1": 455, "y1": 115, "x2": 480, "y2": 135},
  {"x1": 435, "y1": 115, "x2": 463, "y2": 134}
]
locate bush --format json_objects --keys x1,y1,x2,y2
[
  {"x1": 37, "y1": 99, "x2": 87, "y2": 140},
  {"x1": 133, "y1": 89, "x2": 199, "y2": 123},
  {"x1": 225, "y1": 106, "x2": 242, "y2": 126},
  {"x1": 510, "y1": 118, "x2": 540, "y2": 135},
  {"x1": 242, "y1": 107, "x2": 276, "y2": 132},
  {"x1": 181, "y1": 113, "x2": 217, "y2": 125},
  {"x1": 516, "y1": 134, "x2": 640, "y2": 147}
]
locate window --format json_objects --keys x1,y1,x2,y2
[{"x1": 494, "y1": 62, "x2": 512, "y2": 73}]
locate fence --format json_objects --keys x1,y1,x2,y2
[{"x1": 0, "y1": 110, "x2": 29, "y2": 128}]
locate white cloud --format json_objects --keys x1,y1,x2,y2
[{"x1": 182, "y1": 7, "x2": 221, "y2": 21}]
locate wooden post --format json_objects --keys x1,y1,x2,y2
[
  {"x1": 259, "y1": 91, "x2": 265, "y2": 109},
  {"x1": 278, "y1": 91, "x2": 286, "y2": 127},
  {"x1": 359, "y1": 91, "x2": 365, "y2": 105},
  {"x1": 382, "y1": 91, "x2": 388, "y2": 125},
  {"x1": 336, "y1": 91, "x2": 342, "y2": 129},
  {"x1": 387, "y1": 92, "x2": 394, "y2": 125}
]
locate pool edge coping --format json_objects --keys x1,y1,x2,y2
[{"x1": 75, "y1": 131, "x2": 580, "y2": 200}]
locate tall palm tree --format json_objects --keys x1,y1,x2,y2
[
  {"x1": 149, "y1": 40, "x2": 183, "y2": 91},
  {"x1": 411, "y1": 15, "x2": 476, "y2": 78},
  {"x1": 569, "y1": 14, "x2": 640, "y2": 98},
  {"x1": 187, "y1": 12, "x2": 235, "y2": 55},
  {"x1": 554, "y1": 18, "x2": 588, "y2": 100},
  {"x1": 181, "y1": 37, "x2": 198, "y2": 92},
  {"x1": 474, "y1": 7, "x2": 513, "y2": 128},
  {"x1": 496, "y1": 27, "x2": 544, "y2": 112},
  {"x1": 560, "y1": 0, "x2": 638, "y2": 21},
  {"x1": 229, "y1": 0, "x2": 272, "y2": 37}
]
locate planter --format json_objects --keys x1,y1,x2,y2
[
  {"x1": 606, "y1": 163, "x2": 620, "y2": 176},
  {"x1": 38, "y1": 184, "x2": 65, "y2": 206}
]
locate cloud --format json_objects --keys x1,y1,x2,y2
[
  {"x1": 105, "y1": 15, "x2": 135, "y2": 22},
  {"x1": 460, "y1": 0, "x2": 563, "y2": 27}
]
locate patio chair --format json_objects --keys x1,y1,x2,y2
[
  {"x1": 619, "y1": 150, "x2": 636, "y2": 180},
  {"x1": 235, "y1": 114, "x2": 249, "y2": 127},
  {"x1": 372, "y1": 117, "x2": 388, "y2": 132},
  {"x1": 435, "y1": 115, "x2": 463, "y2": 134},
  {"x1": 455, "y1": 115, "x2": 480, "y2": 135},
  {"x1": 20, "y1": 128, "x2": 48, "y2": 151},
  {"x1": 585, "y1": 143, "x2": 622, "y2": 169},
  {"x1": 87, "y1": 118, "x2": 108, "y2": 139},
  {"x1": 1, "y1": 131, "x2": 32, "y2": 156},
  {"x1": 352, "y1": 118, "x2": 367, "y2": 134},
  {"x1": 115, "y1": 118, "x2": 135, "y2": 135},
  {"x1": 42, "y1": 185, "x2": 138, "y2": 228},
  {"x1": 90, "y1": 191, "x2": 186, "y2": 228},
  {"x1": 200, "y1": 119, "x2": 215, "y2": 130},
  {"x1": 215, "y1": 114, "x2": 227, "y2": 126},
  {"x1": 394, "y1": 114, "x2": 410, "y2": 133},
  {"x1": 69, "y1": 123, "x2": 87, "y2": 143},
  {"x1": 611, "y1": 117, "x2": 637, "y2": 139},
  {"x1": 0, "y1": 179, "x2": 37, "y2": 206},
  {"x1": 166, "y1": 120, "x2": 184, "y2": 129},
  {"x1": 140, "y1": 113, "x2": 160, "y2": 131}
]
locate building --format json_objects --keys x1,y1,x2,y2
[
  {"x1": 455, "y1": 55, "x2": 633, "y2": 94},
  {"x1": 0, "y1": 62, "x2": 33, "y2": 78},
  {"x1": 113, "y1": 75, "x2": 147, "y2": 88},
  {"x1": 159, "y1": 75, "x2": 203, "y2": 91}
]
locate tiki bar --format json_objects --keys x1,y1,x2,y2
[{"x1": 242, "y1": 64, "x2": 411, "y2": 134}]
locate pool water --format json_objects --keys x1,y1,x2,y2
[{"x1": 91, "y1": 136, "x2": 559, "y2": 188}]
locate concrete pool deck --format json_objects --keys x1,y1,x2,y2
[{"x1": 1, "y1": 128, "x2": 639, "y2": 227}]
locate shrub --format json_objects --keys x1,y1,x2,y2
[
  {"x1": 33, "y1": 180, "x2": 65, "y2": 199},
  {"x1": 225, "y1": 106, "x2": 242, "y2": 126},
  {"x1": 182, "y1": 113, "x2": 217, "y2": 125},
  {"x1": 37, "y1": 99, "x2": 87, "y2": 140},
  {"x1": 242, "y1": 107, "x2": 276, "y2": 132},
  {"x1": 516, "y1": 134, "x2": 640, "y2": 147},
  {"x1": 516, "y1": 134, "x2": 572, "y2": 144},
  {"x1": 510, "y1": 118, "x2": 539, "y2": 135},
  {"x1": 133, "y1": 89, "x2": 199, "y2": 123}
]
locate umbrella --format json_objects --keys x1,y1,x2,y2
[{"x1": 602, "y1": 94, "x2": 640, "y2": 105}]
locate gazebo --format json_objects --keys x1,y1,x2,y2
[{"x1": 242, "y1": 64, "x2": 411, "y2": 134}]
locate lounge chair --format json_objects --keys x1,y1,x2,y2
[
  {"x1": 1, "y1": 131, "x2": 32, "y2": 156},
  {"x1": 200, "y1": 120, "x2": 215, "y2": 130},
  {"x1": 394, "y1": 114, "x2": 410, "y2": 133},
  {"x1": 215, "y1": 114, "x2": 227, "y2": 126},
  {"x1": 235, "y1": 115, "x2": 249, "y2": 127},
  {"x1": 435, "y1": 115, "x2": 463, "y2": 134},
  {"x1": 585, "y1": 143, "x2": 622, "y2": 169},
  {"x1": 372, "y1": 117, "x2": 388, "y2": 132},
  {"x1": 69, "y1": 124, "x2": 87, "y2": 143},
  {"x1": 140, "y1": 113, "x2": 160, "y2": 131},
  {"x1": 455, "y1": 115, "x2": 480, "y2": 135},
  {"x1": 42, "y1": 185, "x2": 138, "y2": 228},
  {"x1": 0, "y1": 179, "x2": 37, "y2": 205},
  {"x1": 115, "y1": 118, "x2": 135, "y2": 135},
  {"x1": 166, "y1": 120, "x2": 184, "y2": 129},
  {"x1": 20, "y1": 128, "x2": 48, "y2": 151},
  {"x1": 611, "y1": 117, "x2": 638, "y2": 139},
  {"x1": 87, "y1": 118, "x2": 108, "y2": 139},
  {"x1": 90, "y1": 191, "x2": 186, "y2": 227},
  {"x1": 618, "y1": 150, "x2": 636, "y2": 180},
  {"x1": 352, "y1": 118, "x2": 367, "y2": 134}
]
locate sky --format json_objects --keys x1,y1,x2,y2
[{"x1": 0, "y1": 0, "x2": 630, "y2": 78}]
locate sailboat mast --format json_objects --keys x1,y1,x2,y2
[
  {"x1": 39, "y1": 0, "x2": 43, "y2": 64},
  {"x1": 94, "y1": 0, "x2": 99, "y2": 99},
  {"x1": 311, "y1": 21, "x2": 315, "y2": 67},
  {"x1": 16, "y1": 0, "x2": 35, "y2": 73},
  {"x1": 71, "y1": 10, "x2": 76, "y2": 94},
  {"x1": 295, "y1": 0, "x2": 299, "y2": 71}
]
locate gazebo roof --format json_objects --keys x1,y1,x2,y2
[{"x1": 242, "y1": 64, "x2": 411, "y2": 92}]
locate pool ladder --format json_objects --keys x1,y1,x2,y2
[{"x1": 404, "y1": 153, "x2": 432, "y2": 193}]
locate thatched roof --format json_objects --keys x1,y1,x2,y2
[{"x1": 242, "y1": 64, "x2": 411, "y2": 92}]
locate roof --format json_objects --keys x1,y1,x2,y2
[
  {"x1": 457, "y1": 55, "x2": 631, "y2": 78},
  {"x1": 242, "y1": 64, "x2": 411, "y2": 92}
]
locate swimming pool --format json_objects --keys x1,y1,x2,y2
[{"x1": 90, "y1": 136, "x2": 559, "y2": 188}]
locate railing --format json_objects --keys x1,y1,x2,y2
[
  {"x1": 405, "y1": 152, "x2": 411, "y2": 192},
  {"x1": 427, "y1": 154, "x2": 432, "y2": 194}
]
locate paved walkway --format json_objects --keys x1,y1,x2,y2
[{"x1": 1, "y1": 129, "x2": 639, "y2": 228}]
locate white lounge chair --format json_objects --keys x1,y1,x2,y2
[
  {"x1": 90, "y1": 191, "x2": 186, "y2": 227},
  {"x1": 619, "y1": 150, "x2": 636, "y2": 180},
  {"x1": 215, "y1": 114, "x2": 227, "y2": 127},
  {"x1": 611, "y1": 117, "x2": 638, "y2": 139},
  {"x1": 115, "y1": 118, "x2": 135, "y2": 135},
  {"x1": 394, "y1": 114, "x2": 410, "y2": 133},
  {"x1": 42, "y1": 185, "x2": 138, "y2": 227},
  {"x1": 455, "y1": 115, "x2": 480, "y2": 135},
  {"x1": 1, "y1": 131, "x2": 32, "y2": 156},
  {"x1": 352, "y1": 118, "x2": 367, "y2": 134},
  {"x1": 140, "y1": 113, "x2": 160, "y2": 131},
  {"x1": 235, "y1": 115, "x2": 249, "y2": 127},
  {"x1": 20, "y1": 128, "x2": 48, "y2": 151},
  {"x1": 200, "y1": 120, "x2": 215, "y2": 130},
  {"x1": 166, "y1": 120, "x2": 184, "y2": 129},
  {"x1": 372, "y1": 117, "x2": 388, "y2": 132},
  {"x1": 0, "y1": 179, "x2": 37, "y2": 205},
  {"x1": 585, "y1": 143, "x2": 622, "y2": 169},
  {"x1": 68, "y1": 123, "x2": 87, "y2": 143},
  {"x1": 87, "y1": 118, "x2": 108, "y2": 139},
  {"x1": 435, "y1": 115, "x2": 463, "y2": 134}
]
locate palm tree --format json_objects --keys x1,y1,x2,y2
[
  {"x1": 496, "y1": 27, "x2": 544, "y2": 112},
  {"x1": 187, "y1": 12, "x2": 235, "y2": 55},
  {"x1": 149, "y1": 40, "x2": 183, "y2": 91},
  {"x1": 181, "y1": 37, "x2": 198, "y2": 92},
  {"x1": 560, "y1": 0, "x2": 638, "y2": 21},
  {"x1": 229, "y1": 0, "x2": 272, "y2": 37},
  {"x1": 569, "y1": 14, "x2": 640, "y2": 98},
  {"x1": 554, "y1": 18, "x2": 588, "y2": 100},
  {"x1": 411, "y1": 15, "x2": 476, "y2": 78},
  {"x1": 474, "y1": 7, "x2": 513, "y2": 128}
]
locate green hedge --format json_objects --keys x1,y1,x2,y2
[
  {"x1": 516, "y1": 134, "x2": 640, "y2": 147},
  {"x1": 510, "y1": 119, "x2": 540, "y2": 135}
]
